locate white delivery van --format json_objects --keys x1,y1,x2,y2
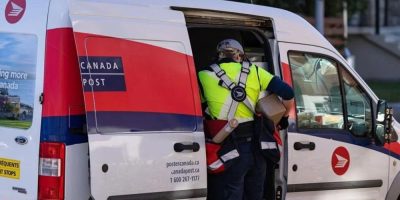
[{"x1": 0, "y1": 0, "x2": 399, "y2": 199}]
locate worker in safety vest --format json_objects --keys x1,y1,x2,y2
[{"x1": 198, "y1": 39, "x2": 294, "y2": 200}]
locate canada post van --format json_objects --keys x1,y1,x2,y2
[{"x1": 1, "y1": 0, "x2": 399, "y2": 199}]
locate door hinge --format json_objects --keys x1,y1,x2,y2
[{"x1": 39, "y1": 93, "x2": 44, "y2": 104}]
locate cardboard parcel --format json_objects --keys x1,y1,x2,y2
[{"x1": 256, "y1": 92, "x2": 286, "y2": 125}]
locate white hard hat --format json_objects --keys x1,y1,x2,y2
[{"x1": 216, "y1": 39, "x2": 244, "y2": 54}]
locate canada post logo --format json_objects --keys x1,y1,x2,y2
[
  {"x1": 79, "y1": 56, "x2": 126, "y2": 92},
  {"x1": 5, "y1": 0, "x2": 26, "y2": 24},
  {"x1": 331, "y1": 146, "x2": 350, "y2": 176}
]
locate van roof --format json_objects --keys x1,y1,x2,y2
[{"x1": 92, "y1": 0, "x2": 334, "y2": 51}]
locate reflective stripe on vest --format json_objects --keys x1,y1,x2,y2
[
  {"x1": 207, "y1": 149, "x2": 239, "y2": 171},
  {"x1": 261, "y1": 141, "x2": 278, "y2": 150}
]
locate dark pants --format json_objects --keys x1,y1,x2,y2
[
  {"x1": 264, "y1": 159, "x2": 276, "y2": 200},
  {"x1": 207, "y1": 140, "x2": 267, "y2": 200}
]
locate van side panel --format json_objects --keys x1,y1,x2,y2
[
  {"x1": 69, "y1": 2, "x2": 206, "y2": 198},
  {"x1": 386, "y1": 171, "x2": 400, "y2": 200},
  {"x1": 74, "y1": 32, "x2": 202, "y2": 133},
  {"x1": 387, "y1": 123, "x2": 400, "y2": 200},
  {"x1": 65, "y1": 143, "x2": 90, "y2": 200},
  {"x1": 42, "y1": 28, "x2": 86, "y2": 143},
  {"x1": 44, "y1": 1, "x2": 89, "y2": 199},
  {"x1": 42, "y1": 28, "x2": 89, "y2": 200},
  {"x1": 42, "y1": 28, "x2": 84, "y2": 117},
  {"x1": 279, "y1": 43, "x2": 395, "y2": 200},
  {"x1": 0, "y1": 0, "x2": 49, "y2": 199}
]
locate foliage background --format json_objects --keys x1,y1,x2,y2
[{"x1": 228, "y1": 0, "x2": 369, "y2": 19}]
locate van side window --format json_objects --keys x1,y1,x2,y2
[
  {"x1": 340, "y1": 67, "x2": 372, "y2": 136},
  {"x1": 0, "y1": 33, "x2": 37, "y2": 129},
  {"x1": 289, "y1": 52, "x2": 344, "y2": 129}
]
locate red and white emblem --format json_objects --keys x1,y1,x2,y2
[
  {"x1": 331, "y1": 146, "x2": 350, "y2": 175},
  {"x1": 5, "y1": 0, "x2": 26, "y2": 24}
]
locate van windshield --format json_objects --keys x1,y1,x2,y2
[{"x1": 0, "y1": 32, "x2": 37, "y2": 129}]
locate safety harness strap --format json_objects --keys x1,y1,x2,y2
[
  {"x1": 209, "y1": 62, "x2": 255, "y2": 121},
  {"x1": 210, "y1": 62, "x2": 250, "y2": 90},
  {"x1": 238, "y1": 62, "x2": 250, "y2": 88},
  {"x1": 210, "y1": 64, "x2": 235, "y2": 90}
]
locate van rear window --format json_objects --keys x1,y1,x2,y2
[{"x1": 0, "y1": 33, "x2": 37, "y2": 129}]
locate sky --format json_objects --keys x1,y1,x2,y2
[{"x1": 0, "y1": 32, "x2": 37, "y2": 107}]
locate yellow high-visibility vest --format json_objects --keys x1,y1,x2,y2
[{"x1": 198, "y1": 62, "x2": 274, "y2": 122}]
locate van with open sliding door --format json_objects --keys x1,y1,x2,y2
[{"x1": 0, "y1": 0, "x2": 399, "y2": 199}]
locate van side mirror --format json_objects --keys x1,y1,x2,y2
[{"x1": 375, "y1": 100, "x2": 397, "y2": 145}]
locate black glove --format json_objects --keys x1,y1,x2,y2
[{"x1": 278, "y1": 116, "x2": 289, "y2": 130}]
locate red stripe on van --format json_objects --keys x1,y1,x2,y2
[
  {"x1": 281, "y1": 62, "x2": 293, "y2": 87},
  {"x1": 73, "y1": 32, "x2": 202, "y2": 116},
  {"x1": 281, "y1": 62, "x2": 295, "y2": 118},
  {"x1": 43, "y1": 28, "x2": 85, "y2": 117},
  {"x1": 385, "y1": 142, "x2": 400, "y2": 156}
]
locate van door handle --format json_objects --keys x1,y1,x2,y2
[
  {"x1": 174, "y1": 142, "x2": 200, "y2": 152},
  {"x1": 294, "y1": 142, "x2": 315, "y2": 150}
]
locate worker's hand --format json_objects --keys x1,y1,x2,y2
[{"x1": 277, "y1": 116, "x2": 289, "y2": 130}]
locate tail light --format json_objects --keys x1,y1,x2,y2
[{"x1": 38, "y1": 142, "x2": 65, "y2": 200}]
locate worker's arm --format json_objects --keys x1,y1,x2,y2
[
  {"x1": 266, "y1": 77, "x2": 294, "y2": 116},
  {"x1": 257, "y1": 66, "x2": 295, "y2": 129},
  {"x1": 258, "y1": 67, "x2": 294, "y2": 115},
  {"x1": 266, "y1": 77, "x2": 294, "y2": 129}
]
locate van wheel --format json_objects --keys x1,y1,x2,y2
[{"x1": 397, "y1": 194, "x2": 400, "y2": 200}]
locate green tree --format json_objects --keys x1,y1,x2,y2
[{"x1": 228, "y1": 0, "x2": 368, "y2": 18}]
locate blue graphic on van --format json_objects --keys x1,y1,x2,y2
[
  {"x1": 79, "y1": 56, "x2": 126, "y2": 91},
  {"x1": 0, "y1": 32, "x2": 37, "y2": 129}
]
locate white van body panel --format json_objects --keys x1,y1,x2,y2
[
  {"x1": 387, "y1": 121, "x2": 400, "y2": 200},
  {"x1": 88, "y1": 133, "x2": 206, "y2": 199},
  {"x1": 47, "y1": 1, "x2": 90, "y2": 200},
  {"x1": 65, "y1": 143, "x2": 90, "y2": 200},
  {"x1": 0, "y1": 0, "x2": 398, "y2": 199},
  {"x1": 286, "y1": 133, "x2": 389, "y2": 199},
  {"x1": 63, "y1": 1, "x2": 400, "y2": 199},
  {"x1": 390, "y1": 122, "x2": 400, "y2": 182},
  {"x1": 0, "y1": 0, "x2": 49, "y2": 199},
  {"x1": 69, "y1": 0, "x2": 206, "y2": 199},
  {"x1": 77, "y1": 0, "x2": 332, "y2": 49},
  {"x1": 279, "y1": 42, "x2": 395, "y2": 199},
  {"x1": 68, "y1": 0, "x2": 193, "y2": 55},
  {"x1": 286, "y1": 188, "x2": 381, "y2": 200},
  {"x1": 48, "y1": 0, "x2": 72, "y2": 29}
]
